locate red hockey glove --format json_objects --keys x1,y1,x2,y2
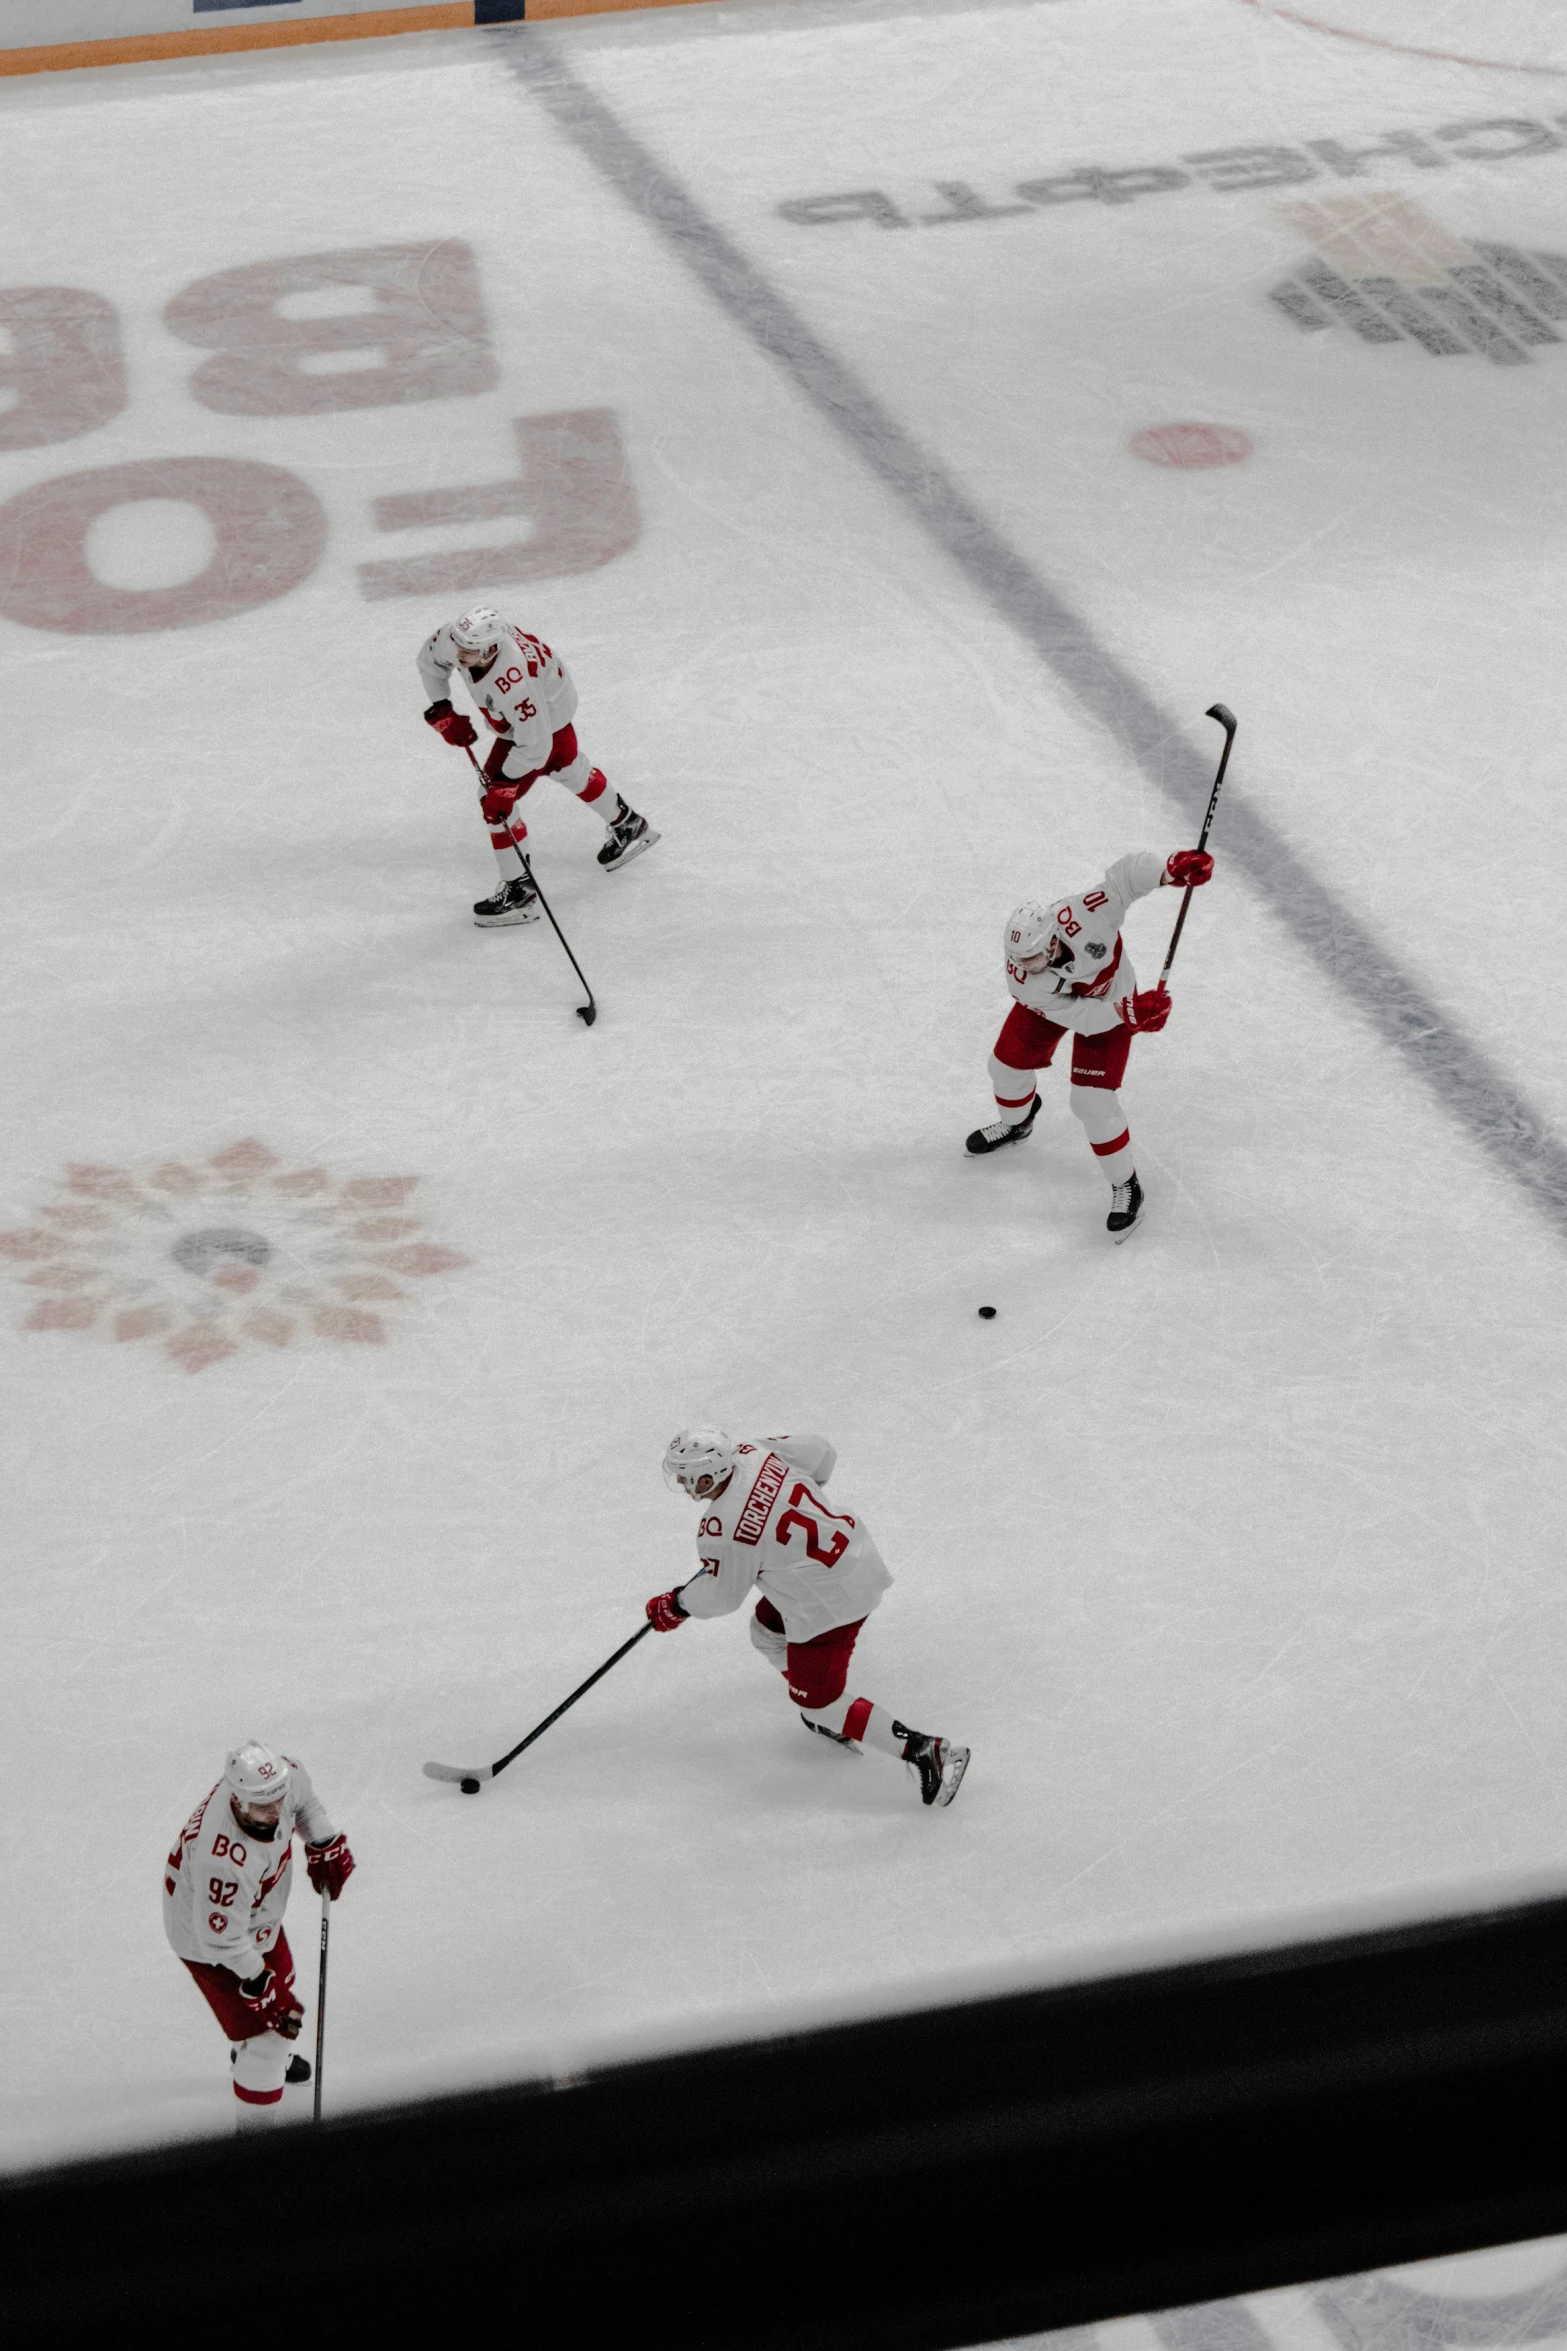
[
  {"x1": 238, "y1": 1968, "x2": 305, "y2": 2040},
  {"x1": 645, "y1": 1589, "x2": 689, "y2": 1633},
  {"x1": 305, "y1": 1832, "x2": 355, "y2": 1901},
  {"x1": 1164, "y1": 849, "x2": 1213, "y2": 888},
  {"x1": 1124, "y1": 985, "x2": 1172, "y2": 1034},
  {"x1": 480, "y1": 785, "x2": 520, "y2": 826},
  {"x1": 424, "y1": 700, "x2": 477, "y2": 749}
]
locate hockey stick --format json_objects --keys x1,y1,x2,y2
[
  {"x1": 312, "y1": 1883, "x2": 329, "y2": 2125},
  {"x1": 463, "y1": 744, "x2": 598, "y2": 1027},
  {"x1": 1158, "y1": 703, "x2": 1237, "y2": 989},
  {"x1": 424, "y1": 1586, "x2": 692, "y2": 1793}
]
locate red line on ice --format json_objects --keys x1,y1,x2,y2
[{"x1": 1236, "y1": 0, "x2": 1567, "y2": 77}]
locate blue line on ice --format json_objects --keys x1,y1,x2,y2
[{"x1": 498, "y1": 26, "x2": 1567, "y2": 1244}]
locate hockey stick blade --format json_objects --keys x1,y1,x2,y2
[
  {"x1": 459, "y1": 744, "x2": 598, "y2": 1025},
  {"x1": 520, "y1": 854, "x2": 598, "y2": 1029},
  {"x1": 422, "y1": 1604, "x2": 684, "y2": 1793},
  {"x1": 1198, "y1": 706, "x2": 1238, "y2": 843}
]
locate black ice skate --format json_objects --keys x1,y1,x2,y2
[
  {"x1": 894, "y1": 1722, "x2": 970, "y2": 1808},
  {"x1": 1107, "y1": 1170, "x2": 1144, "y2": 1243},
  {"x1": 965, "y1": 1093, "x2": 1040, "y2": 1156},
  {"x1": 473, "y1": 876, "x2": 540, "y2": 928},
  {"x1": 597, "y1": 797, "x2": 660, "y2": 873},
  {"x1": 801, "y1": 1714, "x2": 862, "y2": 1753}
]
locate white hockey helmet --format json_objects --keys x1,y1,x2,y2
[
  {"x1": 1005, "y1": 898, "x2": 1074, "y2": 974},
  {"x1": 450, "y1": 605, "x2": 505, "y2": 655},
  {"x1": 663, "y1": 1426, "x2": 739, "y2": 1498},
  {"x1": 224, "y1": 1740, "x2": 292, "y2": 1810}
]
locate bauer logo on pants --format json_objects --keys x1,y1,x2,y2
[{"x1": 1270, "y1": 194, "x2": 1567, "y2": 365}]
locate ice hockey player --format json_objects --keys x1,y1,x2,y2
[
  {"x1": 966, "y1": 848, "x2": 1215, "y2": 1240},
  {"x1": 647, "y1": 1429, "x2": 969, "y2": 1807},
  {"x1": 419, "y1": 606, "x2": 659, "y2": 927},
  {"x1": 163, "y1": 1741, "x2": 355, "y2": 2130}
]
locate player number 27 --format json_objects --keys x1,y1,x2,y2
[{"x1": 775, "y1": 1482, "x2": 855, "y2": 1568}]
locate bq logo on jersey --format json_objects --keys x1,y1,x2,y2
[{"x1": 1270, "y1": 193, "x2": 1567, "y2": 366}]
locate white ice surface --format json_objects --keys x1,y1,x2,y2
[{"x1": 2, "y1": 0, "x2": 1566, "y2": 2170}]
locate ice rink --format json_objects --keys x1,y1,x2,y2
[{"x1": 3, "y1": 0, "x2": 1567, "y2": 2170}]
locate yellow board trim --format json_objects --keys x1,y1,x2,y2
[
  {"x1": 0, "y1": 0, "x2": 724, "y2": 77},
  {"x1": 527, "y1": 0, "x2": 719, "y2": 14},
  {"x1": 0, "y1": 6, "x2": 473, "y2": 75}
]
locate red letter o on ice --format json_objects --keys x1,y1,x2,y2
[{"x1": 0, "y1": 456, "x2": 326, "y2": 634}]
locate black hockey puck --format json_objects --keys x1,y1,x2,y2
[
  {"x1": 460, "y1": 1777, "x2": 482, "y2": 1794},
  {"x1": 977, "y1": 1305, "x2": 997, "y2": 1319}
]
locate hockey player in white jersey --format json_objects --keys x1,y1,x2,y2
[
  {"x1": 420, "y1": 606, "x2": 659, "y2": 927},
  {"x1": 163, "y1": 1741, "x2": 355, "y2": 2129},
  {"x1": 646, "y1": 1430, "x2": 969, "y2": 1807},
  {"x1": 966, "y1": 847, "x2": 1214, "y2": 1239}
]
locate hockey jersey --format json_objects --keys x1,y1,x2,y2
[
  {"x1": 1005, "y1": 849, "x2": 1169, "y2": 1036},
  {"x1": 417, "y1": 622, "x2": 578, "y2": 773},
  {"x1": 163, "y1": 1765, "x2": 335, "y2": 1979},
  {"x1": 681, "y1": 1434, "x2": 893, "y2": 1642}
]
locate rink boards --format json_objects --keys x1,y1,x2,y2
[
  {"x1": 2, "y1": 0, "x2": 1566, "y2": 2170},
  {"x1": 0, "y1": 1, "x2": 710, "y2": 85}
]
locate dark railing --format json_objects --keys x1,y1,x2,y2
[{"x1": 5, "y1": 1891, "x2": 1567, "y2": 2345}]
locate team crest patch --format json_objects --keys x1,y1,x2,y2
[{"x1": 0, "y1": 1139, "x2": 468, "y2": 1371}]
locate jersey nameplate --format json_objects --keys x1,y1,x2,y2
[{"x1": 734, "y1": 1453, "x2": 789, "y2": 1547}]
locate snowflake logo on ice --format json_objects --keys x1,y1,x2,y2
[{"x1": 0, "y1": 1139, "x2": 470, "y2": 1372}]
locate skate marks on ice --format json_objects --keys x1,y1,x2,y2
[
  {"x1": 493, "y1": 31, "x2": 1567, "y2": 1246},
  {"x1": 980, "y1": 2232, "x2": 1567, "y2": 2351},
  {"x1": 0, "y1": 1139, "x2": 469, "y2": 1371}
]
